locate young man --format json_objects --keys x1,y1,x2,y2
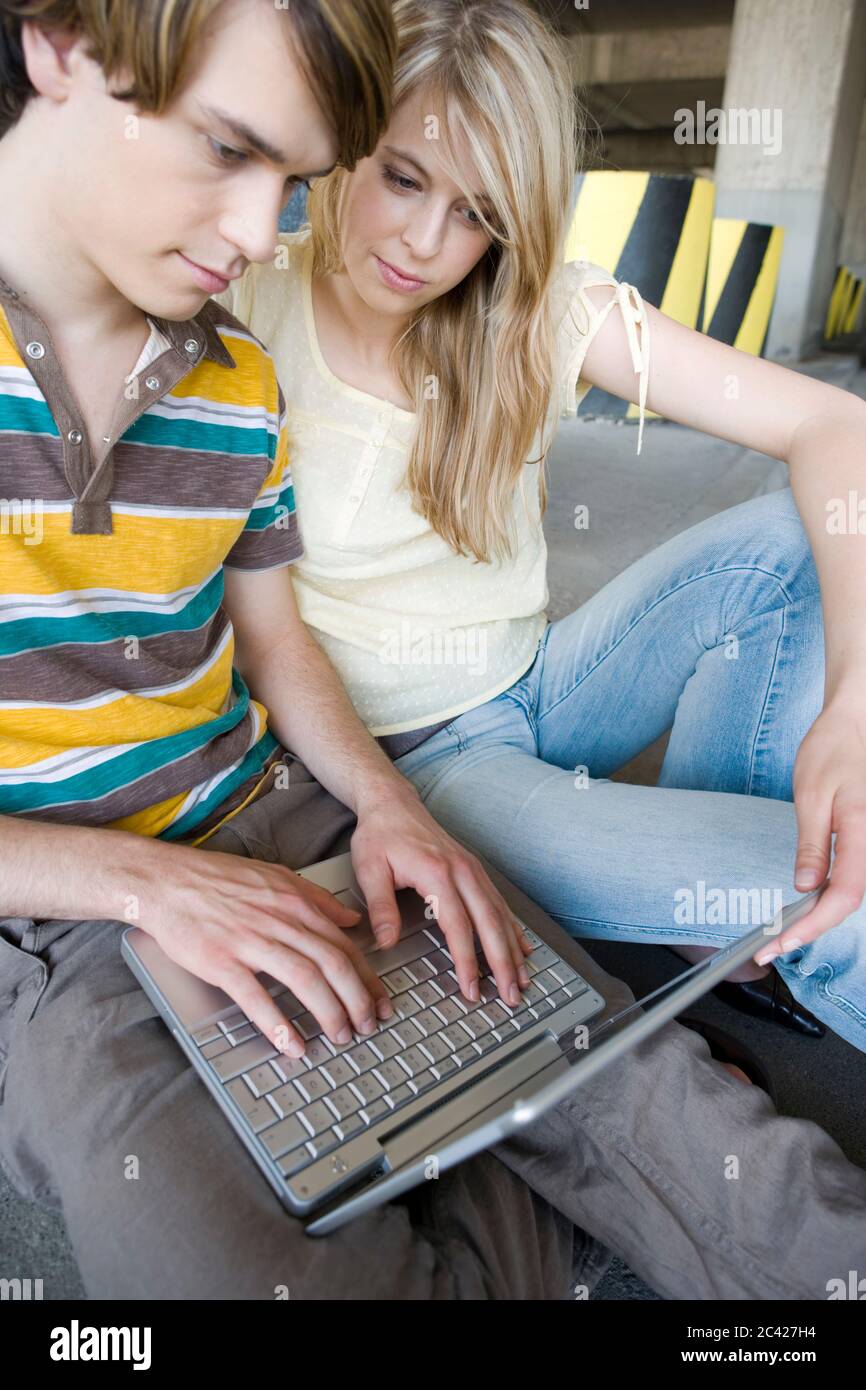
[{"x1": 0, "y1": 0, "x2": 864, "y2": 1300}]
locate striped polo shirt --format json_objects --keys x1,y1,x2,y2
[{"x1": 0, "y1": 273, "x2": 302, "y2": 842}]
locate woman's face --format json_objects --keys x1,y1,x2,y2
[{"x1": 337, "y1": 88, "x2": 495, "y2": 316}]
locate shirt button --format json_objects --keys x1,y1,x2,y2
[
  {"x1": 145, "y1": 375, "x2": 160, "y2": 391},
  {"x1": 25, "y1": 341, "x2": 45, "y2": 359},
  {"x1": 184, "y1": 338, "x2": 199, "y2": 354},
  {"x1": 67, "y1": 428, "x2": 83, "y2": 444}
]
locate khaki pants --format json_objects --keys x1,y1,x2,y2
[{"x1": 1, "y1": 753, "x2": 864, "y2": 1299}]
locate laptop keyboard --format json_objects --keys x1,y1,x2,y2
[{"x1": 190, "y1": 918, "x2": 592, "y2": 1182}]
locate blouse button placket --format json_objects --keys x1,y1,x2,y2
[{"x1": 332, "y1": 405, "x2": 393, "y2": 543}]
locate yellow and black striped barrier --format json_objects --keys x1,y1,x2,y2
[
  {"x1": 824, "y1": 266, "x2": 864, "y2": 341},
  {"x1": 701, "y1": 218, "x2": 785, "y2": 355},
  {"x1": 564, "y1": 172, "x2": 785, "y2": 429}
]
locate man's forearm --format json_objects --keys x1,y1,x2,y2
[
  {"x1": 0, "y1": 814, "x2": 159, "y2": 922},
  {"x1": 241, "y1": 624, "x2": 420, "y2": 817}
]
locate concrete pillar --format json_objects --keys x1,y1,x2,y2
[{"x1": 713, "y1": 0, "x2": 866, "y2": 359}]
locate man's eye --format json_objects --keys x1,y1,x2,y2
[{"x1": 209, "y1": 137, "x2": 248, "y2": 165}]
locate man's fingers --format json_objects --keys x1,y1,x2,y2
[
  {"x1": 352, "y1": 857, "x2": 402, "y2": 947},
  {"x1": 215, "y1": 963, "x2": 310, "y2": 1058},
  {"x1": 297, "y1": 877, "x2": 363, "y2": 926}
]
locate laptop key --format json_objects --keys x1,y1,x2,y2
[
  {"x1": 295, "y1": 1070, "x2": 332, "y2": 1103},
  {"x1": 384, "y1": 1084, "x2": 414, "y2": 1109},
  {"x1": 407, "y1": 1069, "x2": 437, "y2": 1096},
  {"x1": 372, "y1": 1060, "x2": 408, "y2": 1090},
  {"x1": 212, "y1": 1036, "x2": 278, "y2": 1082},
  {"x1": 306, "y1": 1129, "x2": 341, "y2": 1160},
  {"x1": 346, "y1": 1043, "x2": 379, "y2": 1074},
  {"x1": 201, "y1": 1036, "x2": 233, "y2": 1060},
  {"x1": 412, "y1": 1007, "x2": 445, "y2": 1037},
  {"x1": 299, "y1": 1038, "x2": 334, "y2": 1068},
  {"x1": 410, "y1": 981, "x2": 443, "y2": 1008},
  {"x1": 247, "y1": 1100, "x2": 280, "y2": 1134},
  {"x1": 299, "y1": 1101, "x2": 334, "y2": 1137},
  {"x1": 472, "y1": 1033, "x2": 500, "y2": 1057},
  {"x1": 431, "y1": 1056, "x2": 458, "y2": 1080},
  {"x1": 269, "y1": 1082, "x2": 305, "y2": 1118},
  {"x1": 381, "y1": 967, "x2": 414, "y2": 995},
  {"x1": 278, "y1": 1147, "x2": 313, "y2": 1178},
  {"x1": 294, "y1": 1012, "x2": 323, "y2": 1041},
  {"x1": 360, "y1": 1099, "x2": 389, "y2": 1124},
  {"x1": 391, "y1": 991, "x2": 422, "y2": 1020},
  {"x1": 246, "y1": 1062, "x2": 282, "y2": 1097},
  {"x1": 368, "y1": 1031, "x2": 401, "y2": 1062},
  {"x1": 334, "y1": 1114, "x2": 365, "y2": 1142},
  {"x1": 349, "y1": 1073, "x2": 385, "y2": 1106},
  {"x1": 527, "y1": 945, "x2": 559, "y2": 971},
  {"x1": 454, "y1": 1045, "x2": 478, "y2": 1066},
  {"x1": 418, "y1": 1034, "x2": 452, "y2": 1065},
  {"x1": 324, "y1": 1086, "x2": 362, "y2": 1121},
  {"x1": 191, "y1": 1024, "x2": 222, "y2": 1046},
  {"x1": 321, "y1": 1056, "x2": 357, "y2": 1088},
  {"x1": 261, "y1": 1114, "x2": 307, "y2": 1159},
  {"x1": 397, "y1": 1045, "x2": 430, "y2": 1077},
  {"x1": 225, "y1": 1078, "x2": 261, "y2": 1118},
  {"x1": 432, "y1": 997, "x2": 465, "y2": 1026},
  {"x1": 390, "y1": 1019, "x2": 423, "y2": 1049}
]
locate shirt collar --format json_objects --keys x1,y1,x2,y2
[{"x1": 0, "y1": 272, "x2": 236, "y2": 371}]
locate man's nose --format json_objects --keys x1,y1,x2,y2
[{"x1": 219, "y1": 185, "x2": 288, "y2": 265}]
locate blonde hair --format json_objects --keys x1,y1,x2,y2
[
  {"x1": 0, "y1": 0, "x2": 396, "y2": 166},
  {"x1": 308, "y1": 0, "x2": 585, "y2": 563}
]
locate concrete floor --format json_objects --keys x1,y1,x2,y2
[{"x1": 2, "y1": 351, "x2": 864, "y2": 1301}]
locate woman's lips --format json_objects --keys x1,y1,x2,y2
[
  {"x1": 374, "y1": 255, "x2": 427, "y2": 293},
  {"x1": 179, "y1": 253, "x2": 231, "y2": 294}
]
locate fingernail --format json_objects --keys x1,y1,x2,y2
[
  {"x1": 755, "y1": 950, "x2": 776, "y2": 967},
  {"x1": 467, "y1": 978, "x2": 479, "y2": 1001},
  {"x1": 796, "y1": 869, "x2": 819, "y2": 888},
  {"x1": 374, "y1": 926, "x2": 398, "y2": 947},
  {"x1": 376, "y1": 997, "x2": 394, "y2": 1020},
  {"x1": 783, "y1": 936, "x2": 803, "y2": 952},
  {"x1": 518, "y1": 966, "x2": 531, "y2": 987},
  {"x1": 287, "y1": 1038, "x2": 306, "y2": 1058},
  {"x1": 336, "y1": 1024, "x2": 353, "y2": 1044},
  {"x1": 360, "y1": 1016, "x2": 377, "y2": 1035},
  {"x1": 509, "y1": 983, "x2": 521, "y2": 1005}
]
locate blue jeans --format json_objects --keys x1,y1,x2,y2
[{"x1": 394, "y1": 485, "x2": 866, "y2": 1053}]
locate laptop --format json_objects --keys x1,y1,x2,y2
[{"x1": 120, "y1": 852, "x2": 824, "y2": 1236}]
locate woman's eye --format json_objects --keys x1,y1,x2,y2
[
  {"x1": 209, "y1": 137, "x2": 248, "y2": 165},
  {"x1": 383, "y1": 165, "x2": 418, "y2": 192}
]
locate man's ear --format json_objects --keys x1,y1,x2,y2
[{"x1": 19, "y1": 22, "x2": 91, "y2": 109}]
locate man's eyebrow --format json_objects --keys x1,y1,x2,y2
[
  {"x1": 383, "y1": 143, "x2": 491, "y2": 207},
  {"x1": 198, "y1": 102, "x2": 333, "y2": 177}
]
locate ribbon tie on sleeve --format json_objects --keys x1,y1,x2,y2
[{"x1": 613, "y1": 281, "x2": 650, "y2": 456}]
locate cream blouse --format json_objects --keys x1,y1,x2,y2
[{"x1": 215, "y1": 230, "x2": 649, "y2": 736}]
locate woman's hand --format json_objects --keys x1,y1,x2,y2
[
  {"x1": 757, "y1": 693, "x2": 866, "y2": 962},
  {"x1": 348, "y1": 782, "x2": 533, "y2": 1008}
]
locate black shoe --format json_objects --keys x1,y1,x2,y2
[
  {"x1": 713, "y1": 973, "x2": 825, "y2": 1038},
  {"x1": 678, "y1": 1015, "x2": 778, "y2": 1105}
]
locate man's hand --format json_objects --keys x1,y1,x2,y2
[
  {"x1": 348, "y1": 783, "x2": 533, "y2": 1008},
  {"x1": 131, "y1": 842, "x2": 394, "y2": 1057},
  {"x1": 756, "y1": 695, "x2": 866, "y2": 963}
]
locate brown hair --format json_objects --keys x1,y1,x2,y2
[{"x1": 0, "y1": 0, "x2": 396, "y2": 164}]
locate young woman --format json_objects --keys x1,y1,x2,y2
[{"x1": 215, "y1": 0, "x2": 866, "y2": 1052}]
